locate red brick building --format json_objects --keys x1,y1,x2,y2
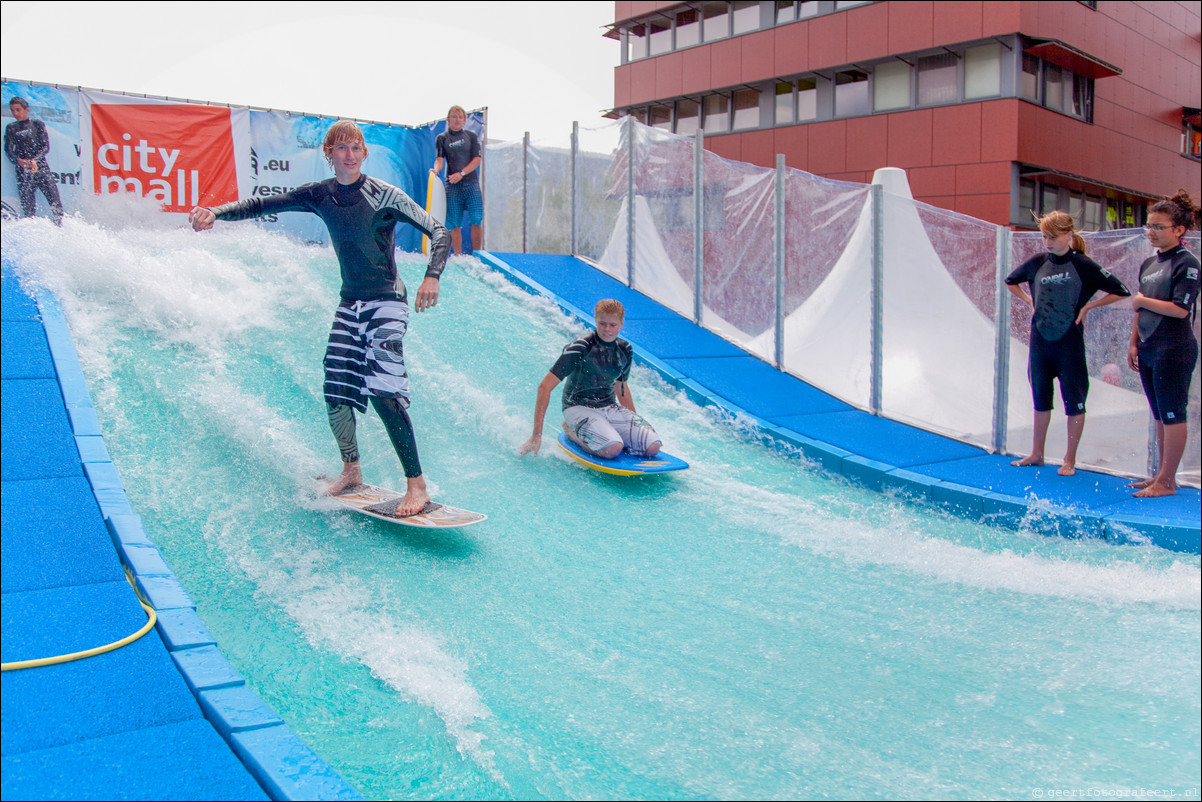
[{"x1": 607, "y1": 1, "x2": 1201, "y2": 229}]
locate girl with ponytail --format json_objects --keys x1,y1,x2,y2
[
  {"x1": 1005, "y1": 210, "x2": 1131, "y2": 475},
  {"x1": 1127, "y1": 190, "x2": 1201, "y2": 497}
]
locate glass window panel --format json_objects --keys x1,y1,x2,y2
[
  {"x1": 1041, "y1": 183, "x2": 1060, "y2": 216},
  {"x1": 1068, "y1": 193, "x2": 1084, "y2": 223},
  {"x1": 704, "y1": 93, "x2": 730, "y2": 132},
  {"x1": 835, "y1": 70, "x2": 870, "y2": 117},
  {"x1": 874, "y1": 60, "x2": 911, "y2": 111},
  {"x1": 799, "y1": 1, "x2": 819, "y2": 19},
  {"x1": 702, "y1": 1, "x2": 730, "y2": 40},
  {"x1": 797, "y1": 77, "x2": 818, "y2": 120},
  {"x1": 649, "y1": 19, "x2": 672, "y2": 55},
  {"x1": 732, "y1": 0, "x2": 760, "y2": 34},
  {"x1": 650, "y1": 105, "x2": 672, "y2": 130},
  {"x1": 776, "y1": 1, "x2": 796, "y2": 24},
  {"x1": 964, "y1": 44, "x2": 1001, "y2": 99},
  {"x1": 1044, "y1": 62, "x2": 1064, "y2": 110},
  {"x1": 676, "y1": 98, "x2": 701, "y2": 135},
  {"x1": 1021, "y1": 53, "x2": 1040, "y2": 101},
  {"x1": 775, "y1": 81, "x2": 795, "y2": 124},
  {"x1": 917, "y1": 52, "x2": 958, "y2": 105},
  {"x1": 836, "y1": 0, "x2": 871, "y2": 7},
  {"x1": 1070, "y1": 73, "x2": 1090, "y2": 118},
  {"x1": 1084, "y1": 196, "x2": 1102, "y2": 231},
  {"x1": 628, "y1": 24, "x2": 648, "y2": 61},
  {"x1": 1019, "y1": 179, "x2": 1036, "y2": 224},
  {"x1": 676, "y1": 8, "x2": 701, "y2": 48},
  {"x1": 733, "y1": 88, "x2": 761, "y2": 130}
]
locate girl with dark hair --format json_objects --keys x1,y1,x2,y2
[{"x1": 1127, "y1": 190, "x2": 1201, "y2": 497}]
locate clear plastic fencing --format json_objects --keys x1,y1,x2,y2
[{"x1": 484, "y1": 118, "x2": 1201, "y2": 487}]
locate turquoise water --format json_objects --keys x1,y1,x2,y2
[{"x1": 4, "y1": 207, "x2": 1200, "y2": 801}]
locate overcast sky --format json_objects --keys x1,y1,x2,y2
[{"x1": 0, "y1": 1, "x2": 620, "y2": 142}]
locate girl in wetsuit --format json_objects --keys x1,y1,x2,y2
[
  {"x1": 1127, "y1": 190, "x2": 1201, "y2": 497},
  {"x1": 1006, "y1": 210, "x2": 1131, "y2": 476}
]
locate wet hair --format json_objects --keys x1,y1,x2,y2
[
  {"x1": 322, "y1": 121, "x2": 369, "y2": 165},
  {"x1": 1148, "y1": 189, "x2": 1201, "y2": 231},
  {"x1": 9, "y1": 96, "x2": 28, "y2": 109},
  {"x1": 1037, "y1": 210, "x2": 1086, "y2": 255},
  {"x1": 595, "y1": 299, "x2": 625, "y2": 320},
  {"x1": 447, "y1": 105, "x2": 466, "y2": 120}
]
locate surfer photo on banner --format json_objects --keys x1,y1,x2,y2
[
  {"x1": 188, "y1": 120, "x2": 452, "y2": 518},
  {"x1": 519, "y1": 299, "x2": 663, "y2": 460}
]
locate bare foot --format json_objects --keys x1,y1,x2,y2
[
  {"x1": 1133, "y1": 481, "x2": 1177, "y2": 498},
  {"x1": 1127, "y1": 478, "x2": 1154, "y2": 489},
  {"x1": 392, "y1": 478, "x2": 431, "y2": 517},
  {"x1": 324, "y1": 462, "x2": 363, "y2": 495},
  {"x1": 1011, "y1": 455, "x2": 1044, "y2": 467},
  {"x1": 1057, "y1": 463, "x2": 1076, "y2": 477}
]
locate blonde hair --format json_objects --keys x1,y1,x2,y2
[
  {"x1": 322, "y1": 121, "x2": 369, "y2": 165},
  {"x1": 1038, "y1": 210, "x2": 1086, "y2": 255},
  {"x1": 595, "y1": 299, "x2": 625, "y2": 320},
  {"x1": 447, "y1": 105, "x2": 467, "y2": 120}
]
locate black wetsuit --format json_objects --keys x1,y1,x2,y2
[
  {"x1": 1007, "y1": 250, "x2": 1130, "y2": 414},
  {"x1": 4, "y1": 118, "x2": 63, "y2": 224},
  {"x1": 1134, "y1": 244, "x2": 1200, "y2": 424},
  {"x1": 435, "y1": 129, "x2": 480, "y2": 185},
  {"x1": 210, "y1": 175, "x2": 451, "y2": 477},
  {"x1": 551, "y1": 332, "x2": 634, "y2": 410}
]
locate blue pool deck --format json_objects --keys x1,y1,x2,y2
[
  {"x1": 1, "y1": 259, "x2": 361, "y2": 801},
  {"x1": 480, "y1": 252, "x2": 1201, "y2": 555},
  {"x1": 2, "y1": 250, "x2": 1198, "y2": 800}
]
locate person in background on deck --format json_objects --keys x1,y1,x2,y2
[
  {"x1": 1005, "y1": 210, "x2": 1130, "y2": 476},
  {"x1": 1127, "y1": 189, "x2": 1201, "y2": 498},
  {"x1": 5, "y1": 96, "x2": 64, "y2": 225},
  {"x1": 189, "y1": 120, "x2": 451, "y2": 517},
  {"x1": 430, "y1": 105, "x2": 482, "y2": 255},
  {"x1": 519, "y1": 299, "x2": 662, "y2": 460}
]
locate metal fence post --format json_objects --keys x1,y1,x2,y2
[
  {"x1": 570, "y1": 121, "x2": 579, "y2": 257},
  {"x1": 992, "y1": 225, "x2": 1012, "y2": 454},
  {"x1": 522, "y1": 131, "x2": 530, "y2": 254},
  {"x1": 626, "y1": 116, "x2": 636, "y2": 288},
  {"x1": 694, "y1": 128, "x2": 704, "y2": 324},
  {"x1": 774, "y1": 154, "x2": 786, "y2": 368},
  {"x1": 869, "y1": 183, "x2": 884, "y2": 415}
]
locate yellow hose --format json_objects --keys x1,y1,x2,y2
[{"x1": 1, "y1": 570, "x2": 158, "y2": 672}]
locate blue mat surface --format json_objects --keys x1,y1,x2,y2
[
  {"x1": 483, "y1": 252, "x2": 1201, "y2": 553},
  {"x1": 1, "y1": 379, "x2": 82, "y2": 482}
]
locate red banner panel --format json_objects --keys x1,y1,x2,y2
[{"x1": 91, "y1": 104, "x2": 239, "y2": 212}]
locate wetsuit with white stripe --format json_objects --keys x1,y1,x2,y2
[
  {"x1": 1134, "y1": 244, "x2": 1200, "y2": 424},
  {"x1": 210, "y1": 175, "x2": 450, "y2": 477}
]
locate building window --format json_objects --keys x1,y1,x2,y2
[
  {"x1": 676, "y1": 98, "x2": 701, "y2": 135},
  {"x1": 676, "y1": 8, "x2": 701, "y2": 48},
  {"x1": 1185, "y1": 116, "x2": 1202, "y2": 159},
  {"x1": 627, "y1": 24, "x2": 647, "y2": 61},
  {"x1": 650, "y1": 104, "x2": 672, "y2": 130},
  {"x1": 797, "y1": 77, "x2": 818, "y2": 120},
  {"x1": 732, "y1": 88, "x2": 761, "y2": 130},
  {"x1": 775, "y1": 81, "x2": 795, "y2": 124},
  {"x1": 704, "y1": 94, "x2": 730, "y2": 133},
  {"x1": 732, "y1": 0, "x2": 761, "y2": 35},
  {"x1": 776, "y1": 0, "x2": 796, "y2": 24},
  {"x1": 1084, "y1": 195, "x2": 1103, "y2": 231},
  {"x1": 702, "y1": 1, "x2": 730, "y2": 41},
  {"x1": 874, "y1": 61, "x2": 911, "y2": 111},
  {"x1": 649, "y1": 18, "x2": 672, "y2": 56},
  {"x1": 964, "y1": 43, "x2": 1002, "y2": 99},
  {"x1": 917, "y1": 52, "x2": 958, "y2": 105},
  {"x1": 1019, "y1": 52, "x2": 1094, "y2": 121},
  {"x1": 835, "y1": 69, "x2": 870, "y2": 117}
]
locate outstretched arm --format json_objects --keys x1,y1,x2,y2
[{"x1": 519, "y1": 372, "x2": 562, "y2": 456}]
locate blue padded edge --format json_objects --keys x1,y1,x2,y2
[
  {"x1": 231, "y1": 726, "x2": 365, "y2": 802},
  {"x1": 23, "y1": 280, "x2": 363, "y2": 800}
]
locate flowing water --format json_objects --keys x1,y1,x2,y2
[{"x1": 3, "y1": 203, "x2": 1199, "y2": 801}]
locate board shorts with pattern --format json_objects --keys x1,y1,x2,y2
[
  {"x1": 323, "y1": 298, "x2": 410, "y2": 413},
  {"x1": 445, "y1": 180, "x2": 484, "y2": 226},
  {"x1": 564, "y1": 403, "x2": 661, "y2": 455}
]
